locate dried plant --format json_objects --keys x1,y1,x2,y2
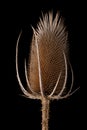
[{"x1": 16, "y1": 11, "x2": 79, "y2": 130}]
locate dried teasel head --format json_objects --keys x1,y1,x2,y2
[{"x1": 16, "y1": 11, "x2": 79, "y2": 100}]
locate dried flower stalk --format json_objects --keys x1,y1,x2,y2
[
  {"x1": 42, "y1": 98, "x2": 50, "y2": 130},
  {"x1": 16, "y1": 11, "x2": 79, "y2": 130}
]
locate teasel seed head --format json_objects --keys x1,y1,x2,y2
[{"x1": 16, "y1": 11, "x2": 79, "y2": 100}]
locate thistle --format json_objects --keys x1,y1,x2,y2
[{"x1": 16, "y1": 11, "x2": 79, "y2": 130}]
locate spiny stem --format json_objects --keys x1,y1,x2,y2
[{"x1": 41, "y1": 98, "x2": 50, "y2": 130}]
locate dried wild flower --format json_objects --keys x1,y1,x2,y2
[{"x1": 16, "y1": 11, "x2": 79, "y2": 130}]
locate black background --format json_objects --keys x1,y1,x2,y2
[{"x1": 6, "y1": 0, "x2": 81, "y2": 129}]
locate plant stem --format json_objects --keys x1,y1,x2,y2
[{"x1": 41, "y1": 98, "x2": 50, "y2": 130}]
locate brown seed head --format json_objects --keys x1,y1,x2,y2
[
  {"x1": 16, "y1": 11, "x2": 79, "y2": 100},
  {"x1": 28, "y1": 12, "x2": 68, "y2": 95}
]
